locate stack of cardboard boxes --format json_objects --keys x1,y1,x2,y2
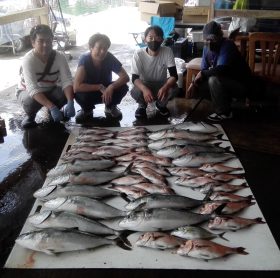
[
  {"x1": 182, "y1": 0, "x2": 211, "y2": 24},
  {"x1": 138, "y1": 1, "x2": 185, "y2": 23}
]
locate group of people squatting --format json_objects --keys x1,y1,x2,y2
[{"x1": 17, "y1": 21, "x2": 254, "y2": 128}]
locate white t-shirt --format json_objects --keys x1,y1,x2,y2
[
  {"x1": 19, "y1": 50, "x2": 73, "y2": 98},
  {"x1": 131, "y1": 46, "x2": 176, "y2": 83}
]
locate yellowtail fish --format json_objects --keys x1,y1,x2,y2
[
  {"x1": 16, "y1": 228, "x2": 131, "y2": 255},
  {"x1": 171, "y1": 225, "x2": 227, "y2": 241}
]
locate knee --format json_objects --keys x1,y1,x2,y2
[{"x1": 208, "y1": 76, "x2": 220, "y2": 88}]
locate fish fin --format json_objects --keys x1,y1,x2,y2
[
  {"x1": 212, "y1": 203, "x2": 227, "y2": 216},
  {"x1": 236, "y1": 247, "x2": 249, "y2": 255},
  {"x1": 45, "y1": 249, "x2": 56, "y2": 255},
  {"x1": 124, "y1": 162, "x2": 134, "y2": 175},
  {"x1": 35, "y1": 205, "x2": 42, "y2": 213},
  {"x1": 203, "y1": 188, "x2": 213, "y2": 201},
  {"x1": 118, "y1": 230, "x2": 135, "y2": 248},
  {"x1": 115, "y1": 238, "x2": 132, "y2": 251},
  {"x1": 224, "y1": 146, "x2": 235, "y2": 154},
  {"x1": 219, "y1": 232, "x2": 228, "y2": 241},
  {"x1": 119, "y1": 193, "x2": 132, "y2": 203}
]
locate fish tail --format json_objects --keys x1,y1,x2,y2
[
  {"x1": 212, "y1": 203, "x2": 227, "y2": 216},
  {"x1": 118, "y1": 230, "x2": 134, "y2": 248},
  {"x1": 120, "y1": 193, "x2": 132, "y2": 203},
  {"x1": 203, "y1": 187, "x2": 213, "y2": 201},
  {"x1": 254, "y1": 217, "x2": 266, "y2": 224},
  {"x1": 216, "y1": 134, "x2": 229, "y2": 141},
  {"x1": 224, "y1": 146, "x2": 235, "y2": 154},
  {"x1": 124, "y1": 162, "x2": 134, "y2": 175},
  {"x1": 219, "y1": 232, "x2": 228, "y2": 241},
  {"x1": 114, "y1": 237, "x2": 132, "y2": 251},
  {"x1": 236, "y1": 247, "x2": 249, "y2": 255}
]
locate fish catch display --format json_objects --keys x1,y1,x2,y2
[{"x1": 13, "y1": 122, "x2": 270, "y2": 269}]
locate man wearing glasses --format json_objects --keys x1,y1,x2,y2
[
  {"x1": 131, "y1": 25, "x2": 178, "y2": 119},
  {"x1": 16, "y1": 24, "x2": 75, "y2": 128}
]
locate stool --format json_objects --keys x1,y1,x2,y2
[{"x1": 185, "y1": 58, "x2": 202, "y2": 97}]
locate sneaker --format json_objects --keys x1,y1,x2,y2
[
  {"x1": 75, "y1": 110, "x2": 93, "y2": 123},
  {"x1": 207, "y1": 112, "x2": 233, "y2": 122},
  {"x1": 104, "y1": 105, "x2": 122, "y2": 118},
  {"x1": 135, "y1": 107, "x2": 147, "y2": 118},
  {"x1": 155, "y1": 102, "x2": 170, "y2": 117},
  {"x1": 22, "y1": 116, "x2": 37, "y2": 128}
]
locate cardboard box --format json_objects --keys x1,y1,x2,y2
[
  {"x1": 139, "y1": 1, "x2": 177, "y2": 16},
  {"x1": 154, "y1": 0, "x2": 185, "y2": 7},
  {"x1": 182, "y1": 14, "x2": 208, "y2": 23},
  {"x1": 183, "y1": 6, "x2": 209, "y2": 16},
  {"x1": 186, "y1": 0, "x2": 211, "y2": 6}
]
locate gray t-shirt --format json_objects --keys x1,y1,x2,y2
[{"x1": 131, "y1": 46, "x2": 175, "y2": 83}]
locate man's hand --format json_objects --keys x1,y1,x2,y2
[
  {"x1": 186, "y1": 82, "x2": 197, "y2": 98},
  {"x1": 157, "y1": 86, "x2": 169, "y2": 102},
  {"x1": 64, "y1": 100, "x2": 75, "y2": 118},
  {"x1": 143, "y1": 88, "x2": 154, "y2": 103},
  {"x1": 50, "y1": 106, "x2": 63, "y2": 122},
  {"x1": 102, "y1": 85, "x2": 114, "y2": 105}
]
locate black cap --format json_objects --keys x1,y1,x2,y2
[{"x1": 203, "y1": 21, "x2": 223, "y2": 40}]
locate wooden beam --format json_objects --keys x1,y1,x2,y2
[{"x1": 0, "y1": 7, "x2": 49, "y2": 25}]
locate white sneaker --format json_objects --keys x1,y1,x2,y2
[
  {"x1": 105, "y1": 105, "x2": 122, "y2": 118},
  {"x1": 207, "y1": 112, "x2": 233, "y2": 122}
]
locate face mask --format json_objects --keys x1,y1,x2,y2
[{"x1": 147, "y1": 41, "x2": 161, "y2": 52}]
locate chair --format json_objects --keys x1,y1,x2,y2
[
  {"x1": 185, "y1": 57, "x2": 202, "y2": 95},
  {"x1": 150, "y1": 16, "x2": 175, "y2": 40},
  {"x1": 248, "y1": 32, "x2": 280, "y2": 84}
]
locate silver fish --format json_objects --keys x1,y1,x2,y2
[
  {"x1": 148, "y1": 138, "x2": 217, "y2": 151},
  {"x1": 33, "y1": 184, "x2": 119, "y2": 200},
  {"x1": 148, "y1": 129, "x2": 218, "y2": 142},
  {"x1": 172, "y1": 153, "x2": 235, "y2": 167},
  {"x1": 124, "y1": 193, "x2": 206, "y2": 211},
  {"x1": 44, "y1": 196, "x2": 126, "y2": 219},
  {"x1": 16, "y1": 228, "x2": 130, "y2": 255},
  {"x1": 171, "y1": 225, "x2": 227, "y2": 241},
  {"x1": 118, "y1": 208, "x2": 214, "y2": 231},
  {"x1": 28, "y1": 210, "x2": 122, "y2": 236},
  {"x1": 175, "y1": 121, "x2": 218, "y2": 134},
  {"x1": 47, "y1": 159, "x2": 115, "y2": 177}
]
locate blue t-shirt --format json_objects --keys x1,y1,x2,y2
[
  {"x1": 78, "y1": 52, "x2": 122, "y2": 86},
  {"x1": 201, "y1": 38, "x2": 251, "y2": 83}
]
